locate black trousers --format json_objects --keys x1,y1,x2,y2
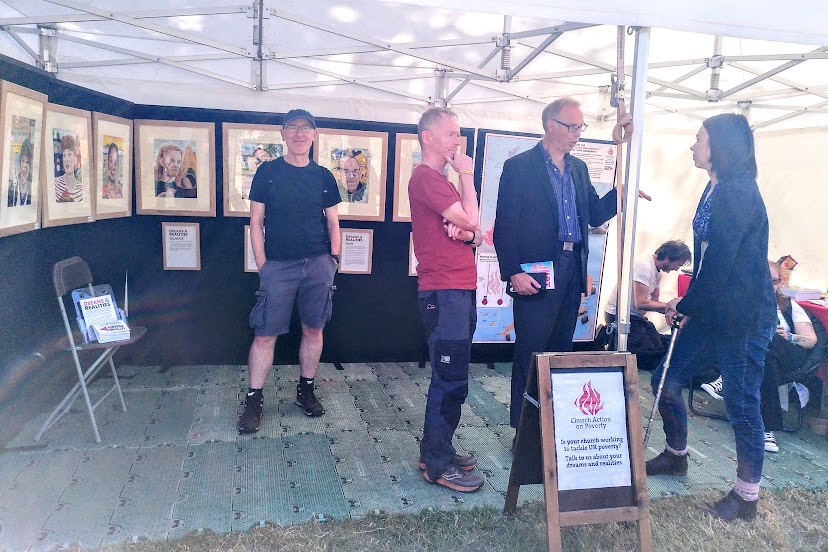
[
  {"x1": 510, "y1": 248, "x2": 581, "y2": 428},
  {"x1": 760, "y1": 334, "x2": 809, "y2": 431}
]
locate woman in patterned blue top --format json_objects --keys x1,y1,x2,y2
[{"x1": 644, "y1": 114, "x2": 777, "y2": 522}]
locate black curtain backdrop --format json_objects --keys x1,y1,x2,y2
[{"x1": 0, "y1": 54, "x2": 521, "y2": 401}]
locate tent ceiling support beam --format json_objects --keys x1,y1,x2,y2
[
  {"x1": 274, "y1": 58, "x2": 430, "y2": 102},
  {"x1": 58, "y1": 54, "x2": 239, "y2": 69},
  {"x1": 269, "y1": 8, "x2": 496, "y2": 81},
  {"x1": 730, "y1": 61, "x2": 828, "y2": 102},
  {"x1": 508, "y1": 22, "x2": 595, "y2": 40},
  {"x1": 541, "y1": 46, "x2": 707, "y2": 98},
  {"x1": 506, "y1": 31, "x2": 563, "y2": 81},
  {"x1": 445, "y1": 46, "x2": 502, "y2": 103},
  {"x1": 722, "y1": 52, "x2": 828, "y2": 62},
  {"x1": 652, "y1": 65, "x2": 708, "y2": 94},
  {"x1": 0, "y1": 6, "x2": 247, "y2": 26},
  {"x1": 721, "y1": 46, "x2": 828, "y2": 99},
  {"x1": 269, "y1": 37, "x2": 493, "y2": 61},
  {"x1": 753, "y1": 98, "x2": 828, "y2": 129},
  {"x1": 42, "y1": 0, "x2": 250, "y2": 57},
  {"x1": 1, "y1": 27, "x2": 40, "y2": 64},
  {"x1": 11, "y1": 27, "x2": 254, "y2": 88},
  {"x1": 265, "y1": 72, "x2": 435, "y2": 91}
]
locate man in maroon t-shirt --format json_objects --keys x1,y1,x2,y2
[{"x1": 410, "y1": 107, "x2": 485, "y2": 493}]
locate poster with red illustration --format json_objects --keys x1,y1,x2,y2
[{"x1": 550, "y1": 370, "x2": 631, "y2": 491}]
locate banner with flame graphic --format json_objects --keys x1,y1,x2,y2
[{"x1": 550, "y1": 371, "x2": 631, "y2": 491}]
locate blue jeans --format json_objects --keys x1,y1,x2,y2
[
  {"x1": 417, "y1": 290, "x2": 476, "y2": 481},
  {"x1": 651, "y1": 320, "x2": 774, "y2": 484}
]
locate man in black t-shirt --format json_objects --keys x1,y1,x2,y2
[{"x1": 238, "y1": 109, "x2": 342, "y2": 434}]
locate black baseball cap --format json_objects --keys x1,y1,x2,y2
[{"x1": 282, "y1": 109, "x2": 316, "y2": 128}]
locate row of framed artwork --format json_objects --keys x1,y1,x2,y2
[
  {"x1": 0, "y1": 79, "x2": 468, "y2": 238},
  {"x1": 163, "y1": 221, "x2": 417, "y2": 277}
]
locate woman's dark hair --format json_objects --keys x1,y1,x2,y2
[{"x1": 702, "y1": 113, "x2": 757, "y2": 181}]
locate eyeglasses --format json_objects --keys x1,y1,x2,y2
[
  {"x1": 341, "y1": 169, "x2": 360, "y2": 176},
  {"x1": 284, "y1": 125, "x2": 313, "y2": 133},
  {"x1": 553, "y1": 118, "x2": 588, "y2": 134}
]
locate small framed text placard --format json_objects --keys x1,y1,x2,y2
[
  {"x1": 339, "y1": 228, "x2": 374, "y2": 274},
  {"x1": 162, "y1": 222, "x2": 201, "y2": 270},
  {"x1": 505, "y1": 352, "x2": 651, "y2": 552}
]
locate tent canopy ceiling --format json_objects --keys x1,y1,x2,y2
[{"x1": 2, "y1": 0, "x2": 827, "y2": 132}]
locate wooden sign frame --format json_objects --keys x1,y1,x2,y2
[{"x1": 504, "y1": 351, "x2": 651, "y2": 552}]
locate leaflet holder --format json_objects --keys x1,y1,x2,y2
[{"x1": 37, "y1": 256, "x2": 147, "y2": 443}]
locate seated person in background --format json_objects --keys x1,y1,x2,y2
[
  {"x1": 700, "y1": 260, "x2": 825, "y2": 453},
  {"x1": 603, "y1": 240, "x2": 692, "y2": 370}
]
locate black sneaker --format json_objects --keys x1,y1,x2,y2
[
  {"x1": 296, "y1": 386, "x2": 325, "y2": 417},
  {"x1": 422, "y1": 464, "x2": 484, "y2": 493},
  {"x1": 238, "y1": 394, "x2": 263, "y2": 434},
  {"x1": 418, "y1": 453, "x2": 477, "y2": 472}
]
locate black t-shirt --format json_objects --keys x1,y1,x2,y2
[{"x1": 248, "y1": 157, "x2": 341, "y2": 260}]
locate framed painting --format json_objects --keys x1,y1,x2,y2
[
  {"x1": 92, "y1": 112, "x2": 132, "y2": 220},
  {"x1": 338, "y1": 228, "x2": 374, "y2": 274},
  {"x1": 314, "y1": 129, "x2": 387, "y2": 222},
  {"x1": 223, "y1": 122, "x2": 285, "y2": 217},
  {"x1": 392, "y1": 132, "x2": 468, "y2": 222},
  {"x1": 162, "y1": 221, "x2": 201, "y2": 270},
  {"x1": 42, "y1": 103, "x2": 94, "y2": 228},
  {"x1": 135, "y1": 120, "x2": 216, "y2": 216},
  {"x1": 0, "y1": 81, "x2": 46, "y2": 237}
]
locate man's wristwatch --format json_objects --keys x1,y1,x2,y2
[
  {"x1": 463, "y1": 231, "x2": 476, "y2": 245},
  {"x1": 331, "y1": 254, "x2": 340, "y2": 264}
]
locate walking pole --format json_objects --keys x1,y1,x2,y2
[{"x1": 643, "y1": 315, "x2": 683, "y2": 449}]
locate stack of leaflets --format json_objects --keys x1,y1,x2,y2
[
  {"x1": 779, "y1": 286, "x2": 822, "y2": 301},
  {"x1": 78, "y1": 294, "x2": 131, "y2": 343}
]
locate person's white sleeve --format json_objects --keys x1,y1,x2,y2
[
  {"x1": 791, "y1": 301, "x2": 810, "y2": 324},
  {"x1": 632, "y1": 257, "x2": 652, "y2": 287}
]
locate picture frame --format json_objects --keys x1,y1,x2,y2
[
  {"x1": 162, "y1": 221, "x2": 201, "y2": 270},
  {"x1": 92, "y1": 112, "x2": 132, "y2": 220},
  {"x1": 41, "y1": 103, "x2": 95, "y2": 228},
  {"x1": 0, "y1": 81, "x2": 46, "y2": 237},
  {"x1": 314, "y1": 129, "x2": 387, "y2": 222},
  {"x1": 223, "y1": 122, "x2": 285, "y2": 217},
  {"x1": 408, "y1": 232, "x2": 418, "y2": 277},
  {"x1": 244, "y1": 224, "x2": 257, "y2": 272},
  {"x1": 135, "y1": 120, "x2": 216, "y2": 216},
  {"x1": 392, "y1": 132, "x2": 468, "y2": 222},
  {"x1": 338, "y1": 228, "x2": 374, "y2": 274}
]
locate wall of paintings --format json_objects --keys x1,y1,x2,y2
[{"x1": 0, "y1": 55, "x2": 609, "y2": 389}]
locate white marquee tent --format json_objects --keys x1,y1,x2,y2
[{"x1": 2, "y1": 0, "x2": 827, "y2": 330}]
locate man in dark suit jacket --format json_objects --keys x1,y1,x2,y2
[{"x1": 494, "y1": 97, "x2": 620, "y2": 429}]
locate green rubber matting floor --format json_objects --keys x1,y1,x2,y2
[{"x1": 1, "y1": 362, "x2": 827, "y2": 551}]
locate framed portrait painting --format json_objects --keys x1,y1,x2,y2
[
  {"x1": 93, "y1": 112, "x2": 132, "y2": 220},
  {"x1": 135, "y1": 120, "x2": 216, "y2": 216},
  {"x1": 223, "y1": 122, "x2": 285, "y2": 217},
  {"x1": 392, "y1": 132, "x2": 468, "y2": 222},
  {"x1": 42, "y1": 104, "x2": 94, "y2": 228},
  {"x1": 0, "y1": 81, "x2": 46, "y2": 237},
  {"x1": 314, "y1": 129, "x2": 387, "y2": 222}
]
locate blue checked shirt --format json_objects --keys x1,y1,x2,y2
[{"x1": 541, "y1": 146, "x2": 582, "y2": 244}]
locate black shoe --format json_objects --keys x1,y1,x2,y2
[
  {"x1": 296, "y1": 386, "x2": 325, "y2": 417},
  {"x1": 645, "y1": 449, "x2": 688, "y2": 476},
  {"x1": 238, "y1": 394, "x2": 263, "y2": 434},
  {"x1": 699, "y1": 490, "x2": 758, "y2": 521}
]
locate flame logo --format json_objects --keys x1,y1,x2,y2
[{"x1": 574, "y1": 381, "x2": 604, "y2": 416}]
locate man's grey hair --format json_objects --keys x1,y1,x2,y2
[
  {"x1": 541, "y1": 97, "x2": 580, "y2": 133},
  {"x1": 417, "y1": 107, "x2": 457, "y2": 147}
]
